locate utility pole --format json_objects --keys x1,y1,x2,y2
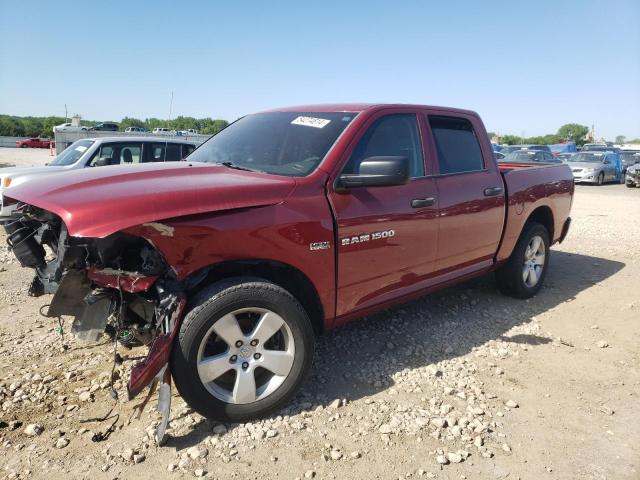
[
  {"x1": 169, "y1": 91, "x2": 174, "y2": 121},
  {"x1": 64, "y1": 104, "x2": 68, "y2": 123}
]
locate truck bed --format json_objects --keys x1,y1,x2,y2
[{"x1": 496, "y1": 161, "x2": 574, "y2": 263}]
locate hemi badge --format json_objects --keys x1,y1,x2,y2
[{"x1": 309, "y1": 241, "x2": 331, "y2": 251}]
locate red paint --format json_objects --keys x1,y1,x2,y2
[
  {"x1": 6, "y1": 104, "x2": 574, "y2": 332},
  {"x1": 15, "y1": 138, "x2": 52, "y2": 148},
  {"x1": 87, "y1": 266, "x2": 158, "y2": 293}
]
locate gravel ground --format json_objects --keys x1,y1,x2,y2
[
  {"x1": 0, "y1": 148, "x2": 638, "y2": 479},
  {"x1": 0, "y1": 148, "x2": 53, "y2": 168}
]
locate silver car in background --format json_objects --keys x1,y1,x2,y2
[
  {"x1": 0, "y1": 136, "x2": 197, "y2": 220},
  {"x1": 567, "y1": 152, "x2": 620, "y2": 185}
]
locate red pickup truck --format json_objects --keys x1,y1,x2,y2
[
  {"x1": 4, "y1": 104, "x2": 573, "y2": 434},
  {"x1": 15, "y1": 137, "x2": 53, "y2": 148}
]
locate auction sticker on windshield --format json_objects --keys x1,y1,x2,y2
[
  {"x1": 75, "y1": 146, "x2": 88, "y2": 152},
  {"x1": 291, "y1": 116, "x2": 331, "y2": 128}
]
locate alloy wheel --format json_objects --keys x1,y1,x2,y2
[
  {"x1": 196, "y1": 307, "x2": 295, "y2": 404},
  {"x1": 522, "y1": 235, "x2": 545, "y2": 288}
]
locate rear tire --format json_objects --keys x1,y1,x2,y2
[
  {"x1": 496, "y1": 222, "x2": 550, "y2": 299},
  {"x1": 171, "y1": 278, "x2": 315, "y2": 422}
]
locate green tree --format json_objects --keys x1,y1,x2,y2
[
  {"x1": 0, "y1": 114, "x2": 229, "y2": 137},
  {"x1": 557, "y1": 124, "x2": 589, "y2": 145},
  {"x1": 615, "y1": 135, "x2": 626, "y2": 144},
  {"x1": 501, "y1": 135, "x2": 521, "y2": 145},
  {"x1": 120, "y1": 117, "x2": 147, "y2": 131}
]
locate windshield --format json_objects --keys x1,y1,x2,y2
[
  {"x1": 49, "y1": 140, "x2": 95, "y2": 166},
  {"x1": 569, "y1": 153, "x2": 604, "y2": 163},
  {"x1": 188, "y1": 112, "x2": 356, "y2": 176}
]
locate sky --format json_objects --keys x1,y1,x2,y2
[{"x1": 1, "y1": 0, "x2": 639, "y2": 140}]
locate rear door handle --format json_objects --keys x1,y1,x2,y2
[
  {"x1": 411, "y1": 197, "x2": 435, "y2": 208},
  {"x1": 483, "y1": 186, "x2": 503, "y2": 197}
]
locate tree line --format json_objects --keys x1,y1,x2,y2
[
  {"x1": 0, "y1": 115, "x2": 229, "y2": 137},
  {"x1": 488, "y1": 123, "x2": 639, "y2": 146},
  {"x1": 2, "y1": 115, "x2": 637, "y2": 145}
]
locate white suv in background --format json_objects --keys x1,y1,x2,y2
[{"x1": 52, "y1": 123, "x2": 88, "y2": 133}]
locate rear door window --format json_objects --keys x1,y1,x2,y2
[
  {"x1": 428, "y1": 116, "x2": 484, "y2": 174},
  {"x1": 118, "y1": 143, "x2": 142, "y2": 163},
  {"x1": 147, "y1": 142, "x2": 183, "y2": 162},
  {"x1": 89, "y1": 143, "x2": 142, "y2": 166}
]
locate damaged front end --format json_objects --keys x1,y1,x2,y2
[{"x1": 4, "y1": 203, "x2": 186, "y2": 443}]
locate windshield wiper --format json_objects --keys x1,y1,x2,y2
[{"x1": 217, "y1": 161, "x2": 259, "y2": 172}]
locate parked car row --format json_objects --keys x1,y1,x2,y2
[
  {"x1": 53, "y1": 122, "x2": 200, "y2": 135},
  {"x1": 494, "y1": 142, "x2": 640, "y2": 186}
]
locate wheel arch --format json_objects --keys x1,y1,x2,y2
[
  {"x1": 526, "y1": 205, "x2": 554, "y2": 241},
  {"x1": 182, "y1": 259, "x2": 325, "y2": 337}
]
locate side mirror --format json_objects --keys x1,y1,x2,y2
[
  {"x1": 95, "y1": 157, "x2": 111, "y2": 167},
  {"x1": 603, "y1": 159, "x2": 611, "y2": 165},
  {"x1": 338, "y1": 156, "x2": 410, "y2": 189}
]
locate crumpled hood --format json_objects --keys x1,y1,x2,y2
[
  {"x1": 5, "y1": 162, "x2": 296, "y2": 238},
  {"x1": 627, "y1": 164, "x2": 639, "y2": 174}
]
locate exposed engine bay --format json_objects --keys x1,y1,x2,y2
[{"x1": 4, "y1": 203, "x2": 186, "y2": 444}]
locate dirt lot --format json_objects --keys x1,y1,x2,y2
[
  {"x1": 0, "y1": 148, "x2": 638, "y2": 480},
  {"x1": 0, "y1": 148, "x2": 53, "y2": 169}
]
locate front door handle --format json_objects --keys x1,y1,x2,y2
[
  {"x1": 483, "y1": 186, "x2": 503, "y2": 197},
  {"x1": 411, "y1": 197, "x2": 435, "y2": 208}
]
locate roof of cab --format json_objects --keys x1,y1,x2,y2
[{"x1": 261, "y1": 103, "x2": 479, "y2": 116}]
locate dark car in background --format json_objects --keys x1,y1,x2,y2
[
  {"x1": 90, "y1": 122, "x2": 119, "y2": 132},
  {"x1": 501, "y1": 144, "x2": 552, "y2": 154},
  {"x1": 620, "y1": 151, "x2": 640, "y2": 172},
  {"x1": 502, "y1": 149, "x2": 560, "y2": 164}
]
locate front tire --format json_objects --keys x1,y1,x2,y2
[
  {"x1": 626, "y1": 182, "x2": 636, "y2": 188},
  {"x1": 171, "y1": 278, "x2": 315, "y2": 422},
  {"x1": 496, "y1": 222, "x2": 550, "y2": 299},
  {"x1": 596, "y1": 172, "x2": 604, "y2": 185}
]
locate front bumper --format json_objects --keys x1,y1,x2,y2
[
  {"x1": 626, "y1": 172, "x2": 639, "y2": 185},
  {"x1": 573, "y1": 174, "x2": 597, "y2": 183}
]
